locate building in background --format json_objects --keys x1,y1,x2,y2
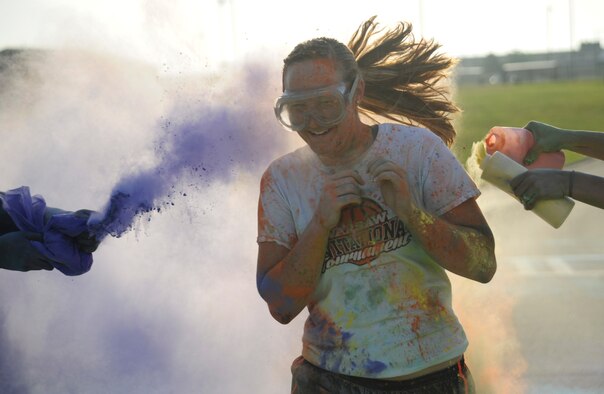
[{"x1": 455, "y1": 41, "x2": 604, "y2": 85}]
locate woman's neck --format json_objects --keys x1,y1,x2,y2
[{"x1": 317, "y1": 123, "x2": 376, "y2": 168}]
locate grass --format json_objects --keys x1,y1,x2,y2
[{"x1": 451, "y1": 79, "x2": 604, "y2": 166}]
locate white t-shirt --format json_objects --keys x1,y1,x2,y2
[{"x1": 257, "y1": 124, "x2": 480, "y2": 378}]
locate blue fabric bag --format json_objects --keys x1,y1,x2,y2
[{"x1": 0, "y1": 186, "x2": 93, "y2": 275}]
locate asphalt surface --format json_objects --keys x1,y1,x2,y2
[{"x1": 475, "y1": 158, "x2": 604, "y2": 394}]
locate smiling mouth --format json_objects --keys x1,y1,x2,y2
[{"x1": 307, "y1": 127, "x2": 333, "y2": 136}]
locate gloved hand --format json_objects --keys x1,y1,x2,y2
[
  {"x1": 523, "y1": 121, "x2": 565, "y2": 165},
  {"x1": 0, "y1": 231, "x2": 54, "y2": 272},
  {"x1": 510, "y1": 169, "x2": 570, "y2": 210},
  {"x1": 72, "y1": 209, "x2": 101, "y2": 253}
]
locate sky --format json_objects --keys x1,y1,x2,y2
[
  {"x1": 0, "y1": 1, "x2": 602, "y2": 393},
  {"x1": 1, "y1": 0, "x2": 603, "y2": 73}
]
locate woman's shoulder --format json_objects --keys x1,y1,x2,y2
[
  {"x1": 263, "y1": 145, "x2": 315, "y2": 177},
  {"x1": 379, "y1": 123, "x2": 444, "y2": 145}
]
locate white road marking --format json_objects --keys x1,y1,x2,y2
[
  {"x1": 502, "y1": 254, "x2": 604, "y2": 276},
  {"x1": 546, "y1": 256, "x2": 574, "y2": 275},
  {"x1": 508, "y1": 255, "x2": 539, "y2": 276}
]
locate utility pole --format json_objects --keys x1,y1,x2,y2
[
  {"x1": 418, "y1": 0, "x2": 424, "y2": 36},
  {"x1": 546, "y1": 5, "x2": 552, "y2": 58},
  {"x1": 568, "y1": 0, "x2": 574, "y2": 78}
]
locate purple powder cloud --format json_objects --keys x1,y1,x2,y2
[{"x1": 89, "y1": 64, "x2": 288, "y2": 240}]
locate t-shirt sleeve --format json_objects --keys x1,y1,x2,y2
[
  {"x1": 257, "y1": 165, "x2": 297, "y2": 249},
  {"x1": 421, "y1": 136, "x2": 480, "y2": 216}
]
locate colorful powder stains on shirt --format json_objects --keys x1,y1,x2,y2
[
  {"x1": 258, "y1": 124, "x2": 480, "y2": 378},
  {"x1": 364, "y1": 359, "x2": 388, "y2": 374},
  {"x1": 322, "y1": 197, "x2": 412, "y2": 272}
]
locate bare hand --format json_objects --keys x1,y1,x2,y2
[
  {"x1": 367, "y1": 159, "x2": 411, "y2": 217},
  {"x1": 0, "y1": 231, "x2": 54, "y2": 272},
  {"x1": 315, "y1": 170, "x2": 365, "y2": 229},
  {"x1": 510, "y1": 169, "x2": 570, "y2": 210}
]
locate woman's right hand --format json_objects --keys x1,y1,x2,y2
[
  {"x1": 314, "y1": 170, "x2": 364, "y2": 230},
  {"x1": 0, "y1": 231, "x2": 54, "y2": 272}
]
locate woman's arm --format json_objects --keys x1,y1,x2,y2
[
  {"x1": 369, "y1": 159, "x2": 497, "y2": 283},
  {"x1": 257, "y1": 217, "x2": 330, "y2": 325},
  {"x1": 256, "y1": 169, "x2": 365, "y2": 324}
]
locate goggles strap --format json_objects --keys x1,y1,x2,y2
[{"x1": 347, "y1": 74, "x2": 360, "y2": 104}]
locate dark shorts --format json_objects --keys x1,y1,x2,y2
[{"x1": 291, "y1": 356, "x2": 475, "y2": 394}]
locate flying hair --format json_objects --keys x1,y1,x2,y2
[
  {"x1": 283, "y1": 16, "x2": 459, "y2": 146},
  {"x1": 349, "y1": 16, "x2": 459, "y2": 145}
]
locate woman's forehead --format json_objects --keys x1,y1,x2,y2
[{"x1": 284, "y1": 58, "x2": 343, "y2": 91}]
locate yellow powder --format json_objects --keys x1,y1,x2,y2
[{"x1": 465, "y1": 140, "x2": 487, "y2": 184}]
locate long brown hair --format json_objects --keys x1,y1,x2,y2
[{"x1": 282, "y1": 16, "x2": 459, "y2": 146}]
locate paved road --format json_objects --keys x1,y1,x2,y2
[{"x1": 476, "y1": 158, "x2": 604, "y2": 393}]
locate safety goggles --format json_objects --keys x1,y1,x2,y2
[{"x1": 274, "y1": 74, "x2": 360, "y2": 133}]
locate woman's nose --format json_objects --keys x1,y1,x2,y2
[{"x1": 305, "y1": 114, "x2": 324, "y2": 131}]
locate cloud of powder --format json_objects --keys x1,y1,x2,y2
[
  {"x1": 0, "y1": 46, "x2": 542, "y2": 394},
  {"x1": 0, "y1": 46, "x2": 534, "y2": 394},
  {"x1": 0, "y1": 47, "x2": 304, "y2": 394},
  {"x1": 88, "y1": 56, "x2": 298, "y2": 239}
]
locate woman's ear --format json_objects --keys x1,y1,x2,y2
[{"x1": 355, "y1": 78, "x2": 365, "y2": 104}]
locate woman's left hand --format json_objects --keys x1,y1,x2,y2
[{"x1": 367, "y1": 159, "x2": 412, "y2": 217}]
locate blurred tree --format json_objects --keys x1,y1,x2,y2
[{"x1": 483, "y1": 54, "x2": 504, "y2": 84}]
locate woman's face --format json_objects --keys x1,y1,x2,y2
[{"x1": 283, "y1": 58, "x2": 364, "y2": 159}]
